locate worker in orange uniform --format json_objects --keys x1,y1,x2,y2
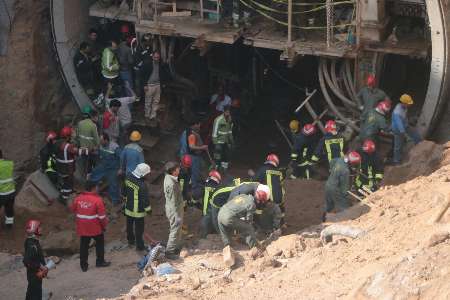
[
  {"x1": 186, "y1": 119, "x2": 209, "y2": 190},
  {"x1": 71, "y1": 180, "x2": 110, "y2": 272}
]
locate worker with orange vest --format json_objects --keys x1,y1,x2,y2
[
  {"x1": 179, "y1": 154, "x2": 193, "y2": 206},
  {"x1": 0, "y1": 149, "x2": 15, "y2": 228},
  {"x1": 71, "y1": 180, "x2": 110, "y2": 272}
]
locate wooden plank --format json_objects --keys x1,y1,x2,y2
[
  {"x1": 161, "y1": 11, "x2": 191, "y2": 17},
  {"x1": 89, "y1": 2, "x2": 137, "y2": 22}
]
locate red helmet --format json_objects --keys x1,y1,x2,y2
[
  {"x1": 208, "y1": 170, "x2": 222, "y2": 183},
  {"x1": 324, "y1": 120, "x2": 337, "y2": 134},
  {"x1": 255, "y1": 184, "x2": 270, "y2": 203},
  {"x1": 46, "y1": 131, "x2": 57, "y2": 142},
  {"x1": 265, "y1": 154, "x2": 279, "y2": 167},
  {"x1": 302, "y1": 124, "x2": 317, "y2": 136},
  {"x1": 25, "y1": 219, "x2": 42, "y2": 236},
  {"x1": 362, "y1": 139, "x2": 376, "y2": 154},
  {"x1": 60, "y1": 126, "x2": 73, "y2": 138},
  {"x1": 120, "y1": 24, "x2": 130, "y2": 33},
  {"x1": 366, "y1": 75, "x2": 376, "y2": 87},
  {"x1": 181, "y1": 154, "x2": 192, "y2": 168},
  {"x1": 376, "y1": 100, "x2": 391, "y2": 114},
  {"x1": 346, "y1": 151, "x2": 362, "y2": 165}
]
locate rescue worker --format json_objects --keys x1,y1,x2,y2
[
  {"x1": 133, "y1": 34, "x2": 153, "y2": 101},
  {"x1": 357, "y1": 75, "x2": 389, "y2": 122},
  {"x1": 391, "y1": 94, "x2": 422, "y2": 165},
  {"x1": 164, "y1": 162, "x2": 184, "y2": 259},
  {"x1": 179, "y1": 154, "x2": 193, "y2": 207},
  {"x1": 119, "y1": 130, "x2": 144, "y2": 176},
  {"x1": 210, "y1": 85, "x2": 232, "y2": 114},
  {"x1": 73, "y1": 42, "x2": 95, "y2": 97},
  {"x1": 23, "y1": 220, "x2": 47, "y2": 300},
  {"x1": 0, "y1": 150, "x2": 15, "y2": 228},
  {"x1": 76, "y1": 106, "x2": 100, "y2": 177},
  {"x1": 101, "y1": 39, "x2": 120, "y2": 89},
  {"x1": 290, "y1": 123, "x2": 319, "y2": 179},
  {"x1": 199, "y1": 170, "x2": 222, "y2": 238},
  {"x1": 124, "y1": 163, "x2": 152, "y2": 251},
  {"x1": 55, "y1": 126, "x2": 79, "y2": 204},
  {"x1": 117, "y1": 34, "x2": 134, "y2": 96},
  {"x1": 39, "y1": 131, "x2": 58, "y2": 185},
  {"x1": 90, "y1": 133, "x2": 121, "y2": 206},
  {"x1": 359, "y1": 100, "x2": 391, "y2": 143},
  {"x1": 102, "y1": 99, "x2": 121, "y2": 143},
  {"x1": 217, "y1": 184, "x2": 270, "y2": 249},
  {"x1": 186, "y1": 119, "x2": 209, "y2": 190},
  {"x1": 311, "y1": 120, "x2": 345, "y2": 166},
  {"x1": 356, "y1": 139, "x2": 383, "y2": 192},
  {"x1": 324, "y1": 151, "x2": 361, "y2": 220},
  {"x1": 71, "y1": 181, "x2": 110, "y2": 272},
  {"x1": 212, "y1": 105, "x2": 234, "y2": 173}
]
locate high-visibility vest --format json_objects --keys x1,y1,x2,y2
[
  {"x1": 202, "y1": 186, "x2": 214, "y2": 216},
  {"x1": 0, "y1": 159, "x2": 15, "y2": 196}
]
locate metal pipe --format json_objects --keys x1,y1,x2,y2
[
  {"x1": 295, "y1": 89, "x2": 317, "y2": 113},
  {"x1": 345, "y1": 59, "x2": 360, "y2": 105},
  {"x1": 275, "y1": 120, "x2": 293, "y2": 149}
]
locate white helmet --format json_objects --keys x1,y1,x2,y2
[{"x1": 132, "y1": 163, "x2": 151, "y2": 178}]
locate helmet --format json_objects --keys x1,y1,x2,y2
[
  {"x1": 132, "y1": 163, "x2": 151, "y2": 178},
  {"x1": 46, "y1": 131, "x2": 57, "y2": 142},
  {"x1": 120, "y1": 24, "x2": 130, "y2": 33},
  {"x1": 366, "y1": 75, "x2": 376, "y2": 87},
  {"x1": 25, "y1": 219, "x2": 42, "y2": 236},
  {"x1": 324, "y1": 120, "x2": 337, "y2": 134},
  {"x1": 346, "y1": 151, "x2": 362, "y2": 165},
  {"x1": 255, "y1": 184, "x2": 270, "y2": 203},
  {"x1": 60, "y1": 126, "x2": 73, "y2": 138},
  {"x1": 82, "y1": 105, "x2": 92, "y2": 115},
  {"x1": 400, "y1": 94, "x2": 413, "y2": 105},
  {"x1": 302, "y1": 124, "x2": 316, "y2": 136},
  {"x1": 181, "y1": 154, "x2": 192, "y2": 168},
  {"x1": 208, "y1": 170, "x2": 222, "y2": 183},
  {"x1": 289, "y1": 120, "x2": 300, "y2": 132},
  {"x1": 231, "y1": 99, "x2": 241, "y2": 108},
  {"x1": 362, "y1": 139, "x2": 376, "y2": 154},
  {"x1": 265, "y1": 154, "x2": 279, "y2": 167},
  {"x1": 376, "y1": 100, "x2": 391, "y2": 114},
  {"x1": 130, "y1": 131, "x2": 142, "y2": 142}
]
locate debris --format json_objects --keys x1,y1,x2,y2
[
  {"x1": 320, "y1": 225, "x2": 366, "y2": 244},
  {"x1": 155, "y1": 263, "x2": 179, "y2": 276},
  {"x1": 41, "y1": 230, "x2": 78, "y2": 255},
  {"x1": 190, "y1": 276, "x2": 202, "y2": 290},
  {"x1": 180, "y1": 249, "x2": 190, "y2": 258},
  {"x1": 249, "y1": 246, "x2": 263, "y2": 260},
  {"x1": 427, "y1": 232, "x2": 450, "y2": 248},
  {"x1": 223, "y1": 245, "x2": 235, "y2": 268}
]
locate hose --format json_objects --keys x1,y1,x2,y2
[
  {"x1": 345, "y1": 59, "x2": 360, "y2": 105},
  {"x1": 340, "y1": 61, "x2": 357, "y2": 104}
]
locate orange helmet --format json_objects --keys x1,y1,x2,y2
[
  {"x1": 265, "y1": 154, "x2": 279, "y2": 167},
  {"x1": 120, "y1": 24, "x2": 130, "y2": 34},
  {"x1": 366, "y1": 75, "x2": 376, "y2": 87},
  {"x1": 376, "y1": 100, "x2": 391, "y2": 114},
  {"x1": 208, "y1": 170, "x2": 222, "y2": 183},
  {"x1": 25, "y1": 219, "x2": 42, "y2": 236},
  {"x1": 362, "y1": 139, "x2": 376, "y2": 154},
  {"x1": 346, "y1": 151, "x2": 362, "y2": 165},
  {"x1": 302, "y1": 124, "x2": 317, "y2": 136},
  {"x1": 324, "y1": 120, "x2": 337, "y2": 134},
  {"x1": 181, "y1": 154, "x2": 192, "y2": 168},
  {"x1": 60, "y1": 126, "x2": 73, "y2": 138},
  {"x1": 46, "y1": 131, "x2": 57, "y2": 142}
]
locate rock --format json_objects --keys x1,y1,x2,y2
[
  {"x1": 427, "y1": 232, "x2": 450, "y2": 248},
  {"x1": 266, "y1": 234, "x2": 304, "y2": 258},
  {"x1": 249, "y1": 273, "x2": 256, "y2": 278},
  {"x1": 223, "y1": 245, "x2": 235, "y2": 268},
  {"x1": 190, "y1": 276, "x2": 201, "y2": 290},
  {"x1": 180, "y1": 249, "x2": 190, "y2": 258},
  {"x1": 259, "y1": 257, "x2": 282, "y2": 271},
  {"x1": 41, "y1": 230, "x2": 78, "y2": 254}
]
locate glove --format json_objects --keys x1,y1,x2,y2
[{"x1": 36, "y1": 267, "x2": 48, "y2": 280}]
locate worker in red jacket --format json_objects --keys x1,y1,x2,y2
[{"x1": 71, "y1": 180, "x2": 110, "y2": 272}]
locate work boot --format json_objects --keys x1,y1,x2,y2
[
  {"x1": 165, "y1": 251, "x2": 180, "y2": 260},
  {"x1": 81, "y1": 265, "x2": 88, "y2": 272},
  {"x1": 96, "y1": 261, "x2": 111, "y2": 268}
]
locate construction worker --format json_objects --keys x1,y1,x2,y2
[
  {"x1": 55, "y1": 126, "x2": 79, "y2": 204},
  {"x1": 217, "y1": 184, "x2": 270, "y2": 249},
  {"x1": 356, "y1": 139, "x2": 383, "y2": 192},
  {"x1": 359, "y1": 100, "x2": 391, "y2": 143},
  {"x1": 357, "y1": 75, "x2": 389, "y2": 122},
  {"x1": 102, "y1": 99, "x2": 121, "y2": 143},
  {"x1": 290, "y1": 123, "x2": 319, "y2": 179},
  {"x1": 164, "y1": 162, "x2": 184, "y2": 259},
  {"x1": 101, "y1": 38, "x2": 120, "y2": 89},
  {"x1": 117, "y1": 34, "x2": 134, "y2": 96},
  {"x1": 119, "y1": 130, "x2": 144, "y2": 176},
  {"x1": 311, "y1": 120, "x2": 345, "y2": 166},
  {"x1": 124, "y1": 163, "x2": 152, "y2": 251},
  {"x1": 134, "y1": 34, "x2": 153, "y2": 101},
  {"x1": 73, "y1": 42, "x2": 95, "y2": 97},
  {"x1": 208, "y1": 180, "x2": 241, "y2": 236},
  {"x1": 23, "y1": 220, "x2": 47, "y2": 300},
  {"x1": 324, "y1": 151, "x2": 361, "y2": 220},
  {"x1": 199, "y1": 170, "x2": 222, "y2": 238},
  {"x1": 212, "y1": 105, "x2": 234, "y2": 173},
  {"x1": 391, "y1": 94, "x2": 422, "y2": 165},
  {"x1": 186, "y1": 119, "x2": 209, "y2": 190},
  {"x1": 71, "y1": 180, "x2": 110, "y2": 272},
  {"x1": 179, "y1": 154, "x2": 194, "y2": 206},
  {"x1": 0, "y1": 149, "x2": 15, "y2": 228},
  {"x1": 39, "y1": 131, "x2": 58, "y2": 185},
  {"x1": 76, "y1": 106, "x2": 100, "y2": 178},
  {"x1": 90, "y1": 133, "x2": 121, "y2": 206}
]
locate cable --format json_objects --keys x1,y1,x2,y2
[{"x1": 1, "y1": 0, "x2": 12, "y2": 33}]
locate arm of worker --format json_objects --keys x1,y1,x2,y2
[
  {"x1": 311, "y1": 137, "x2": 325, "y2": 163},
  {"x1": 96, "y1": 197, "x2": 108, "y2": 231},
  {"x1": 141, "y1": 182, "x2": 152, "y2": 214}
]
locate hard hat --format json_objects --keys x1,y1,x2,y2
[
  {"x1": 346, "y1": 151, "x2": 362, "y2": 165},
  {"x1": 362, "y1": 139, "x2": 376, "y2": 154},
  {"x1": 129, "y1": 130, "x2": 142, "y2": 142},
  {"x1": 324, "y1": 120, "x2": 337, "y2": 134},
  {"x1": 26, "y1": 219, "x2": 42, "y2": 236},
  {"x1": 120, "y1": 24, "x2": 130, "y2": 33},
  {"x1": 366, "y1": 75, "x2": 376, "y2": 87},
  {"x1": 289, "y1": 120, "x2": 300, "y2": 132},
  {"x1": 60, "y1": 126, "x2": 73, "y2": 138},
  {"x1": 255, "y1": 184, "x2": 270, "y2": 203},
  {"x1": 46, "y1": 131, "x2": 57, "y2": 142},
  {"x1": 265, "y1": 154, "x2": 280, "y2": 167},
  {"x1": 132, "y1": 163, "x2": 151, "y2": 178},
  {"x1": 82, "y1": 105, "x2": 92, "y2": 115},
  {"x1": 208, "y1": 170, "x2": 222, "y2": 183},
  {"x1": 400, "y1": 94, "x2": 413, "y2": 105},
  {"x1": 181, "y1": 154, "x2": 192, "y2": 168},
  {"x1": 376, "y1": 100, "x2": 391, "y2": 115},
  {"x1": 302, "y1": 123, "x2": 317, "y2": 136},
  {"x1": 231, "y1": 99, "x2": 241, "y2": 108}
]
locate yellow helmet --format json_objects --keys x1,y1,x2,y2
[
  {"x1": 400, "y1": 94, "x2": 413, "y2": 105},
  {"x1": 130, "y1": 130, "x2": 142, "y2": 142},
  {"x1": 289, "y1": 120, "x2": 300, "y2": 132}
]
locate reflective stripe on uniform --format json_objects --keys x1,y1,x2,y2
[
  {"x1": 0, "y1": 190, "x2": 15, "y2": 196},
  {"x1": 124, "y1": 179, "x2": 149, "y2": 218},
  {"x1": 5, "y1": 217, "x2": 14, "y2": 224},
  {"x1": 203, "y1": 186, "x2": 213, "y2": 216},
  {"x1": 57, "y1": 143, "x2": 74, "y2": 163},
  {"x1": 266, "y1": 170, "x2": 283, "y2": 203},
  {"x1": 76, "y1": 214, "x2": 106, "y2": 220},
  {"x1": 79, "y1": 135, "x2": 94, "y2": 140},
  {"x1": 0, "y1": 178, "x2": 13, "y2": 184},
  {"x1": 324, "y1": 138, "x2": 344, "y2": 162}
]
